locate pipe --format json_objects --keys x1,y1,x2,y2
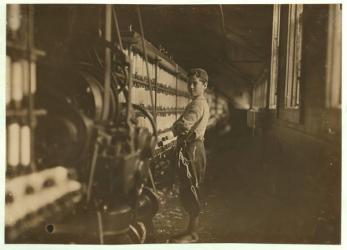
[
  {"x1": 219, "y1": 5, "x2": 226, "y2": 34},
  {"x1": 97, "y1": 211, "x2": 104, "y2": 244},
  {"x1": 112, "y1": 7, "x2": 124, "y2": 51},
  {"x1": 87, "y1": 141, "x2": 100, "y2": 203}
]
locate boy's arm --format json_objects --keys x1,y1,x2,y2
[{"x1": 171, "y1": 101, "x2": 203, "y2": 138}]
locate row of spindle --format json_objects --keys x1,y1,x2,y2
[
  {"x1": 177, "y1": 78, "x2": 188, "y2": 93},
  {"x1": 206, "y1": 92, "x2": 230, "y2": 119},
  {"x1": 120, "y1": 46, "x2": 191, "y2": 134},
  {"x1": 126, "y1": 77, "x2": 230, "y2": 133},
  {"x1": 5, "y1": 167, "x2": 81, "y2": 228},
  {"x1": 125, "y1": 49, "x2": 179, "y2": 89},
  {"x1": 217, "y1": 99, "x2": 228, "y2": 115},
  {"x1": 123, "y1": 47, "x2": 190, "y2": 94},
  {"x1": 120, "y1": 34, "x2": 230, "y2": 138},
  {"x1": 117, "y1": 85, "x2": 189, "y2": 110},
  {"x1": 6, "y1": 5, "x2": 36, "y2": 177},
  {"x1": 137, "y1": 114, "x2": 179, "y2": 134},
  {"x1": 156, "y1": 114, "x2": 177, "y2": 133},
  {"x1": 130, "y1": 51, "x2": 156, "y2": 81},
  {"x1": 6, "y1": 57, "x2": 36, "y2": 107},
  {"x1": 206, "y1": 92, "x2": 216, "y2": 117}
]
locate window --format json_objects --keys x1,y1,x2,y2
[
  {"x1": 269, "y1": 4, "x2": 281, "y2": 109},
  {"x1": 325, "y1": 4, "x2": 341, "y2": 109},
  {"x1": 284, "y1": 4, "x2": 303, "y2": 109}
]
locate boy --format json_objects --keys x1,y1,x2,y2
[{"x1": 170, "y1": 68, "x2": 210, "y2": 243}]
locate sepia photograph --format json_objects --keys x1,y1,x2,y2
[{"x1": 3, "y1": 1, "x2": 343, "y2": 247}]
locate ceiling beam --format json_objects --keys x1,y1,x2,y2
[
  {"x1": 224, "y1": 27, "x2": 264, "y2": 60},
  {"x1": 228, "y1": 60, "x2": 263, "y2": 63},
  {"x1": 223, "y1": 62, "x2": 255, "y2": 84}
]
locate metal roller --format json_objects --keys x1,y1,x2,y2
[
  {"x1": 36, "y1": 65, "x2": 122, "y2": 167},
  {"x1": 76, "y1": 71, "x2": 105, "y2": 121}
]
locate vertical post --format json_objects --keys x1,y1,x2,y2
[
  {"x1": 269, "y1": 4, "x2": 281, "y2": 110},
  {"x1": 175, "y1": 64, "x2": 178, "y2": 120},
  {"x1": 27, "y1": 5, "x2": 36, "y2": 172},
  {"x1": 97, "y1": 211, "x2": 104, "y2": 244},
  {"x1": 250, "y1": 84, "x2": 255, "y2": 136},
  {"x1": 215, "y1": 92, "x2": 218, "y2": 119},
  {"x1": 127, "y1": 44, "x2": 133, "y2": 125},
  {"x1": 127, "y1": 41, "x2": 135, "y2": 153},
  {"x1": 265, "y1": 68, "x2": 271, "y2": 109},
  {"x1": 137, "y1": 6, "x2": 155, "y2": 117},
  {"x1": 154, "y1": 58, "x2": 159, "y2": 125},
  {"x1": 102, "y1": 5, "x2": 112, "y2": 121},
  {"x1": 250, "y1": 83, "x2": 254, "y2": 110}
]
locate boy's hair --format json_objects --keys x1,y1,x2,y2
[{"x1": 188, "y1": 68, "x2": 208, "y2": 84}]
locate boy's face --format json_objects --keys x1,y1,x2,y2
[{"x1": 188, "y1": 75, "x2": 207, "y2": 97}]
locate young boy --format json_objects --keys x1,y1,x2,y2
[{"x1": 170, "y1": 68, "x2": 210, "y2": 243}]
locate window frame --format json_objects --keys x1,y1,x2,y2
[
  {"x1": 284, "y1": 4, "x2": 304, "y2": 110},
  {"x1": 325, "y1": 4, "x2": 342, "y2": 109},
  {"x1": 269, "y1": 4, "x2": 281, "y2": 110}
]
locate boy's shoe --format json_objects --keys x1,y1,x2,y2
[{"x1": 169, "y1": 232, "x2": 199, "y2": 243}]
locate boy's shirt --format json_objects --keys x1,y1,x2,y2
[{"x1": 172, "y1": 95, "x2": 210, "y2": 141}]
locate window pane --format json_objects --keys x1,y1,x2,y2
[{"x1": 326, "y1": 4, "x2": 342, "y2": 108}]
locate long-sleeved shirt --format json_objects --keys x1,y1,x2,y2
[{"x1": 172, "y1": 95, "x2": 210, "y2": 141}]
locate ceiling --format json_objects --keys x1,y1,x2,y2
[
  {"x1": 34, "y1": 4, "x2": 274, "y2": 103},
  {"x1": 116, "y1": 5, "x2": 274, "y2": 100}
]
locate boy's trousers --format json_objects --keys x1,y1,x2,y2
[{"x1": 176, "y1": 139, "x2": 206, "y2": 217}]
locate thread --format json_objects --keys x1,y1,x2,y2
[
  {"x1": 6, "y1": 56, "x2": 11, "y2": 105},
  {"x1": 30, "y1": 62, "x2": 36, "y2": 94},
  {"x1": 8, "y1": 122, "x2": 20, "y2": 167},
  {"x1": 131, "y1": 51, "x2": 135, "y2": 75},
  {"x1": 11, "y1": 61, "x2": 23, "y2": 104},
  {"x1": 20, "y1": 125, "x2": 30, "y2": 167},
  {"x1": 119, "y1": 91, "x2": 126, "y2": 103},
  {"x1": 131, "y1": 85, "x2": 136, "y2": 104},
  {"x1": 7, "y1": 5, "x2": 21, "y2": 32},
  {"x1": 21, "y1": 60, "x2": 30, "y2": 96}
]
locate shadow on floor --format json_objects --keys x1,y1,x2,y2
[{"x1": 152, "y1": 132, "x2": 340, "y2": 244}]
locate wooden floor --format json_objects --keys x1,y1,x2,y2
[
  {"x1": 11, "y1": 130, "x2": 339, "y2": 244},
  {"x1": 152, "y1": 132, "x2": 340, "y2": 244}
]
